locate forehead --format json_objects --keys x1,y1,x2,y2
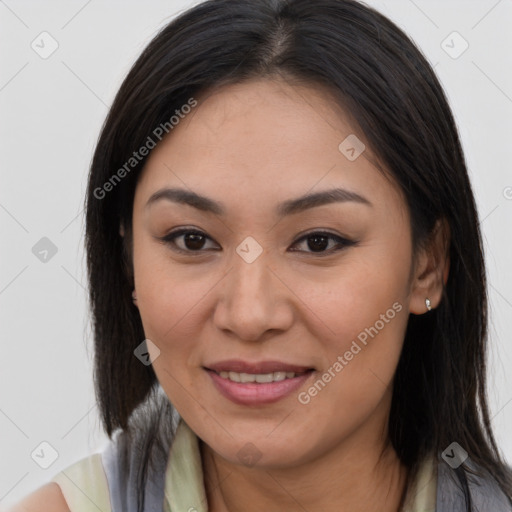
[{"x1": 135, "y1": 78, "x2": 405, "y2": 217}]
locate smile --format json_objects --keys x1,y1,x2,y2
[
  {"x1": 203, "y1": 360, "x2": 315, "y2": 405},
  {"x1": 217, "y1": 370, "x2": 300, "y2": 383}
]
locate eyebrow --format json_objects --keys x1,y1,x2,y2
[{"x1": 145, "y1": 186, "x2": 372, "y2": 216}]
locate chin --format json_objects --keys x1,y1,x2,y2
[{"x1": 209, "y1": 432, "x2": 318, "y2": 470}]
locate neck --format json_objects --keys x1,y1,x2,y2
[{"x1": 200, "y1": 409, "x2": 410, "y2": 512}]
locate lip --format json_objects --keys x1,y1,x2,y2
[
  {"x1": 203, "y1": 360, "x2": 315, "y2": 406},
  {"x1": 205, "y1": 359, "x2": 314, "y2": 374}
]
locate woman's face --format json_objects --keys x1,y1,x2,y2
[{"x1": 131, "y1": 78, "x2": 420, "y2": 468}]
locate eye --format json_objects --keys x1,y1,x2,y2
[
  {"x1": 290, "y1": 231, "x2": 357, "y2": 255},
  {"x1": 158, "y1": 228, "x2": 357, "y2": 256},
  {"x1": 159, "y1": 228, "x2": 219, "y2": 253}
]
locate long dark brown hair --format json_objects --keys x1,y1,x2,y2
[{"x1": 84, "y1": 0, "x2": 512, "y2": 510}]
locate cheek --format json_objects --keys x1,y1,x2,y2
[
  {"x1": 294, "y1": 251, "x2": 411, "y2": 421},
  {"x1": 134, "y1": 267, "x2": 212, "y2": 414},
  {"x1": 287, "y1": 246, "x2": 410, "y2": 351},
  {"x1": 292, "y1": 270, "x2": 408, "y2": 445},
  {"x1": 132, "y1": 239, "x2": 225, "y2": 403},
  {"x1": 133, "y1": 228, "x2": 212, "y2": 332},
  {"x1": 135, "y1": 267, "x2": 213, "y2": 357}
]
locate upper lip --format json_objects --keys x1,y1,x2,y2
[{"x1": 205, "y1": 359, "x2": 314, "y2": 374}]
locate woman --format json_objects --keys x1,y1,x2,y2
[{"x1": 11, "y1": 0, "x2": 512, "y2": 510}]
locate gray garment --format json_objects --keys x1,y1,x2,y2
[
  {"x1": 436, "y1": 457, "x2": 512, "y2": 512},
  {"x1": 101, "y1": 430, "x2": 169, "y2": 512},
  {"x1": 102, "y1": 437, "x2": 512, "y2": 512}
]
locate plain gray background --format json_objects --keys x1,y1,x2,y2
[{"x1": 1, "y1": 0, "x2": 511, "y2": 507}]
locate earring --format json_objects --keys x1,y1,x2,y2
[
  {"x1": 132, "y1": 290, "x2": 137, "y2": 302},
  {"x1": 425, "y1": 298, "x2": 432, "y2": 311}
]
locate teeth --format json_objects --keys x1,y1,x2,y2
[
  {"x1": 239, "y1": 372, "x2": 256, "y2": 383},
  {"x1": 255, "y1": 373, "x2": 273, "y2": 383},
  {"x1": 229, "y1": 371, "x2": 241, "y2": 382},
  {"x1": 218, "y1": 370, "x2": 300, "y2": 383}
]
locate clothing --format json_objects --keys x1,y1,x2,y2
[{"x1": 50, "y1": 418, "x2": 509, "y2": 511}]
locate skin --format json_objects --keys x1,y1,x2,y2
[
  {"x1": 8, "y1": 482, "x2": 69, "y2": 512},
  {"x1": 128, "y1": 78, "x2": 449, "y2": 512}
]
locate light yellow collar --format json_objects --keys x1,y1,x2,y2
[
  {"x1": 403, "y1": 453, "x2": 438, "y2": 512},
  {"x1": 165, "y1": 419, "x2": 208, "y2": 512}
]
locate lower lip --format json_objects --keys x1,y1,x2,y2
[{"x1": 205, "y1": 369, "x2": 314, "y2": 405}]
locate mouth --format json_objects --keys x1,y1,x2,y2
[
  {"x1": 203, "y1": 360, "x2": 315, "y2": 405},
  {"x1": 213, "y1": 369, "x2": 308, "y2": 383}
]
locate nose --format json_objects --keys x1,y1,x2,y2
[{"x1": 212, "y1": 250, "x2": 294, "y2": 342}]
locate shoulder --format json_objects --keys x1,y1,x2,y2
[
  {"x1": 7, "y1": 482, "x2": 69, "y2": 512},
  {"x1": 10, "y1": 452, "x2": 112, "y2": 512},
  {"x1": 50, "y1": 452, "x2": 112, "y2": 511}
]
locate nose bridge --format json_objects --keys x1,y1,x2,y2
[
  {"x1": 213, "y1": 242, "x2": 291, "y2": 340},
  {"x1": 227, "y1": 246, "x2": 272, "y2": 311},
  {"x1": 229, "y1": 234, "x2": 271, "y2": 296}
]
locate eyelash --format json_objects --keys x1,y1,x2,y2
[{"x1": 158, "y1": 228, "x2": 357, "y2": 257}]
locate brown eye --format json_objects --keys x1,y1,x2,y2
[
  {"x1": 305, "y1": 234, "x2": 329, "y2": 252},
  {"x1": 290, "y1": 231, "x2": 356, "y2": 255},
  {"x1": 181, "y1": 232, "x2": 207, "y2": 250},
  {"x1": 161, "y1": 229, "x2": 219, "y2": 253}
]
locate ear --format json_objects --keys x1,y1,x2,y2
[
  {"x1": 409, "y1": 218, "x2": 450, "y2": 315},
  {"x1": 119, "y1": 221, "x2": 125, "y2": 237}
]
